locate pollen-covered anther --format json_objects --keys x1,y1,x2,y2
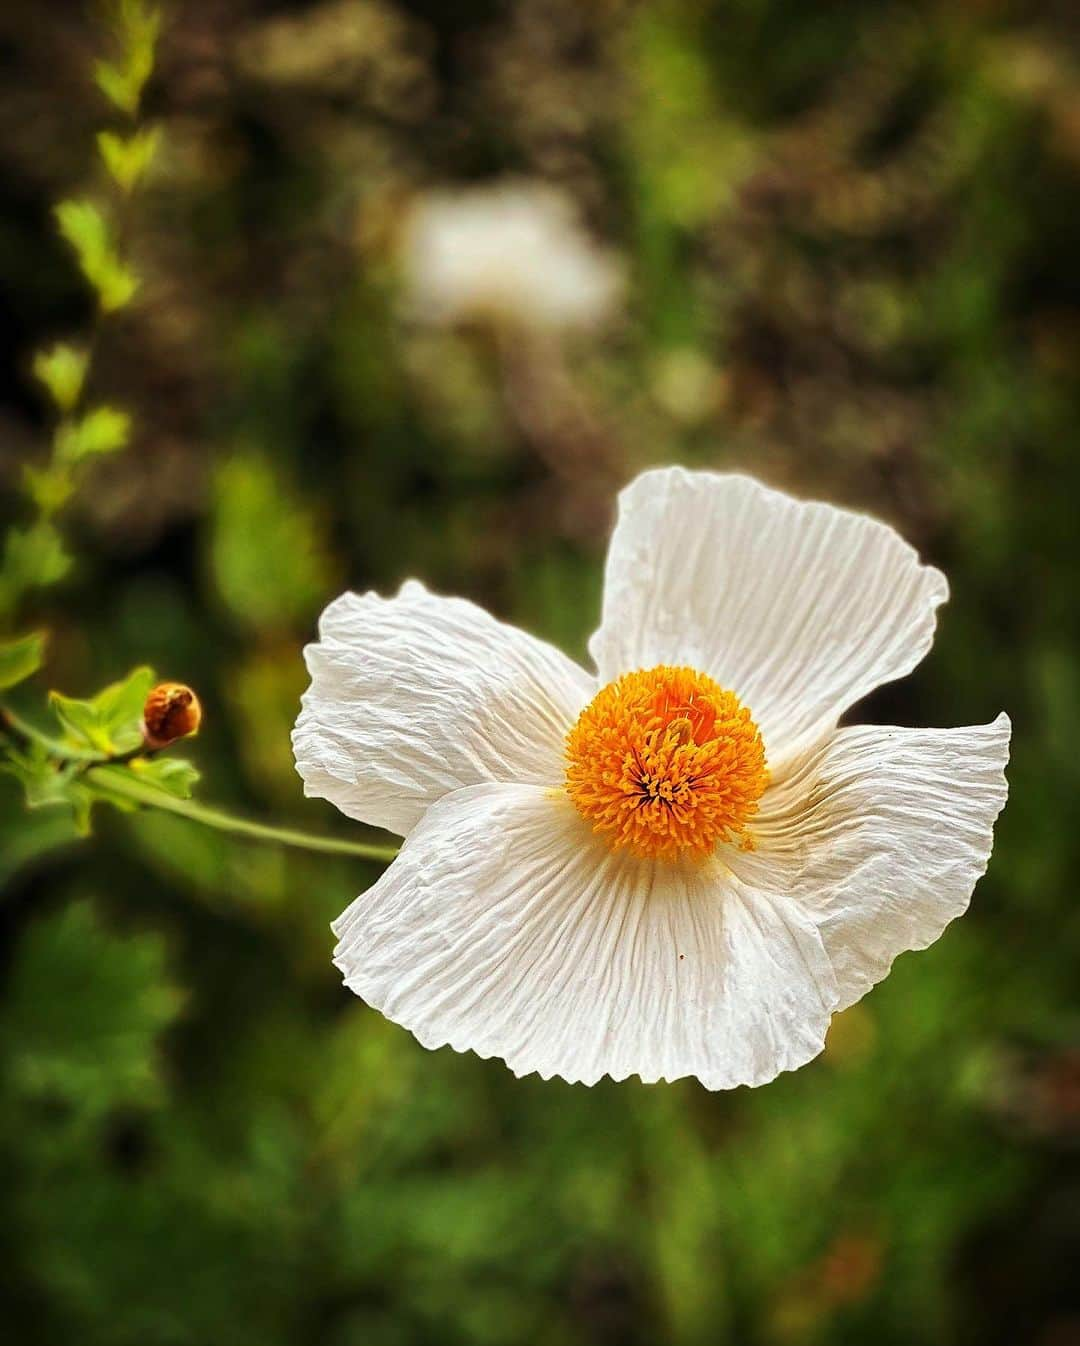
[
  {"x1": 565, "y1": 665, "x2": 768, "y2": 861},
  {"x1": 142, "y1": 681, "x2": 202, "y2": 749}
]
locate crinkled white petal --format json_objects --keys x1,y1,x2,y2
[
  {"x1": 293, "y1": 581, "x2": 595, "y2": 836},
  {"x1": 331, "y1": 783, "x2": 840, "y2": 1090},
  {"x1": 589, "y1": 468, "x2": 949, "y2": 765},
  {"x1": 729, "y1": 714, "x2": 1011, "y2": 1009}
]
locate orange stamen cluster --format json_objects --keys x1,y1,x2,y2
[{"x1": 565, "y1": 666, "x2": 768, "y2": 862}]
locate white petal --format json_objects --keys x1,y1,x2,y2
[
  {"x1": 332, "y1": 783, "x2": 839, "y2": 1090},
  {"x1": 731, "y1": 714, "x2": 1011, "y2": 1009},
  {"x1": 589, "y1": 468, "x2": 948, "y2": 764},
  {"x1": 293, "y1": 581, "x2": 595, "y2": 836}
]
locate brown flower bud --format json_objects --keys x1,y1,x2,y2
[{"x1": 142, "y1": 682, "x2": 201, "y2": 749}]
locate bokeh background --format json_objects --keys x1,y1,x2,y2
[{"x1": 2, "y1": 1, "x2": 1079, "y2": 1343}]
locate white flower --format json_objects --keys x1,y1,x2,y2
[
  {"x1": 402, "y1": 181, "x2": 623, "y2": 331},
  {"x1": 293, "y1": 468, "x2": 1010, "y2": 1090}
]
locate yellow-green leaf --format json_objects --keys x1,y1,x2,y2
[
  {"x1": 93, "y1": 666, "x2": 156, "y2": 749},
  {"x1": 48, "y1": 693, "x2": 113, "y2": 754},
  {"x1": 32, "y1": 343, "x2": 88, "y2": 413},
  {"x1": 94, "y1": 60, "x2": 136, "y2": 117},
  {"x1": 55, "y1": 198, "x2": 139, "y2": 312},
  {"x1": 94, "y1": 0, "x2": 161, "y2": 116},
  {"x1": 22, "y1": 463, "x2": 75, "y2": 516},
  {"x1": 99, "y1": 260, "x2": 139, "y2": 313},
  {"x1": 55, "y1": 406, "x2": 132, "y2": 463},
  {"x1": 49, "y1": 666, "x2": 155, "y2": 755},
  {"x1": 98, "y1": 127, "x2": 161, "y2": 192},
  {"x1": 0, "y1": 631, "x2": 47, "y2": 691},
  {"x1": 55, "y1": 198, "x2": 109, "y2": 268}
]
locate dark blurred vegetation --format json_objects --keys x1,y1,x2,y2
[{"x1": 2, "y1": 0, "x2": 1080, "y2": 1343}]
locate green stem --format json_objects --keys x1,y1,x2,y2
[
  {"x1": 1, "y1": 705, "x2": 396, "y2": 862},
  {"x1": 86, "y1": 764, "x2": 400, "y2": 863}
]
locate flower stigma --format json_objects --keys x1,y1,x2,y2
[{"x1": 565, "y1": 666, "x2": 768, "y2": 862}]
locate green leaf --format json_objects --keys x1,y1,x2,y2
[
  {"x1": 94, "y1": 0, "x2": 161, "y2": 116},
  {"x1": 94, "y1": 665, "x2": 156, "y2": 743},
  {"x1": 55, "y1": 405, "x2": 132, "y2": 463},
  {"x1": 128, "y1": 755, "x2": 201, "y2": 799},
  {"x1": 46, "y1": 695, "x2": 110, "y2": 753},
  {"x1": 1, "y1": 522, "x2": 72, "y2": 596},
  {"x1": 22, "y1": 462, "x2": 75, "y2": 515},
  {"x1": 1, "y1": 898, "x2": 183, "y2": 1121},
  {"x1": 210, "y1": 452, "x2": 337, "y2": 631},
  {"x1": 0, "y1": 631, "x2": 46, "y2": 690},
  {"x1": 98, "y1": 259, "x2": 139, "y2": 313},
  {"x1": 1, "y1": 744, "x2": 94, "y2": 832},
  {"x1": 95, "y1": 60, "x2": 136, "y2": 116},
  {"x1": 97, "y1": 126, "x2": 161, "y2": 192},
  {"x1": 0, "y1": 777, "x2": 81, "y2": 885},
  {"x1": 32, "y1": 342, "x2": 89, "y2": 413},
  {"x1": 55, "y1": 196, "x2": 108, "y2": 267},
  {"x1": 49, "y1": 666, "x2": 155, "y2": 754},
  {"x1": 55, "y1": 198, "x2": 139, "y2": 312}
]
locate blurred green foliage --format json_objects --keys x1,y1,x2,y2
[{"x1": 2, "y1": 1, "x2": 1079, "y2": 1344}]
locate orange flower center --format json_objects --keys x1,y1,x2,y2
[{"x1": 565, "y1": 666, "x2": 768, "y2": 862}]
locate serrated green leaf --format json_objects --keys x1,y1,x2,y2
[
  {"x1": 55, "y1": 198, "x2": 139, "y2": 312},
  {"x1": 32, "y1": 342, "x2": 89, "y2": 413},
  {"x1": 98, "y1": 126, "x2": 161, "y2": 192},
  {"x1": 49, "y1": 666, "x2": 155, "y2": 755},
  {"x1": 55, "y1": 405, "x2": 132, "y2": 463},
  {"x1": 48, "y1": 693, "x2": 112, "y2": 753},
  {"x1": 127, "y1": 755, "x2": 201, "y2": 799},
  {"x1": 1, "y1": 898, "x2": 183, "y2": 1120},
  {"x1": 0, "y1": 630, "x2": 46, "y2": 690},
  {"x1": 1, "y1": 745, "x2": 94, "y2": 828},
  {"x1": 94, "y1": 665, "x2": 155, "y2": 748},
  {"x1": 1, "y1": 521, "x2": 72, "y2": 595}
]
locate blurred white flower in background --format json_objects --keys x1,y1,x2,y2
[{"x1": 402, "y1": 181, "x2": 623, "y2": 331}]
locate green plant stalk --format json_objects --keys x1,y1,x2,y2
[
  {"x1": 86, "y1": 764, "x2": 400, "y2": 863},
  {"x1": 2, "y1": 705, "x2": 396, "y2": 862}
]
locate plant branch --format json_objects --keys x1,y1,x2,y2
[{"x1": 86, "y1": 763, "x2": 401, "y2": 863}]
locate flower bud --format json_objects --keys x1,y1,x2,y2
[{"x1": 142, "y1": 682, "x2": 201, "y2": 749}]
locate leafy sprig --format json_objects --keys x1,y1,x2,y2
[
  {"x1": 0, "y1": 648, "x2": 396, "y2": 861},
  {"x1": 0, "y1": 0, "x2": 160, "y2": 625},
  {"x1": 0, "y1": 3, "x2": 175, "y2": 844},
  {"x1": 1, "y1": 661, "x2": 200, "y2": 836},
  {"x1": 0, "y1": 1, "x2": 398, "y2": 872}
]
